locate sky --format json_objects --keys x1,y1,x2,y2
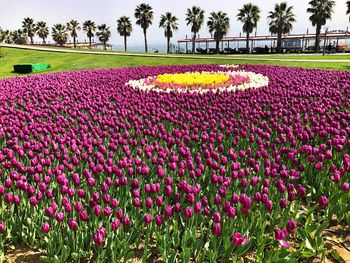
[{"x1": 0, "y1": 0, "x2": 349, "y2": 48}]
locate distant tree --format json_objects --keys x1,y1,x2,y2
[
  {"x1": 22, "y1": 17, "x2": 37, "y2": 44},
  {"x1": 36, "y1": 21, "x2": 49, "y2": 44},
  {"x1": 159, "y1": 12, "x2": 179, "y2": 53},
  {"x1": 117, "y1": 16, "x2": 133, "y2": 52},
  {"x1": 185, "y1": 6, "x2": 205, "y2": 54},
  {"x1": 83, "y1": 20, "x2": 97, "y2": 49},
  {"x1": 2, "y1": 30, "x2": 13, "y2": 44},
  {"x1": 237, "y1": 3, "x2": 261, "y2": 53},
  {"x1": 135, "y1": 3, "x2": 154, "y2": 52},
  {"x1": 0, "y1": 27, "x2": 4, "y2": 43},
  {"x1": 347, "y1": 1, "x2": 350, "y2": 21},
  {"x1": 12, "y1": 29, "x2": 28, "y2": 44},
  {"x1": 268, "y1": 2, "x2": 296, "y2": 53},
  {"x1": 96, "y1": 24, "x2": 111, "y2": 50},
  {"x1": 52, "y1": 24, "x2": 68, "y2": 45},
  {"x1": 207, "y1": 11, "x2": 230, "y2": 53},
  {"x1": 67, "y1": 20, "x2": 81, "y2": 48},
  {"x1": 307, "y1": 0, "x2": 335, "y2": 52}
]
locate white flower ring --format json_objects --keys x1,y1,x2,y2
[{"x1": 126, "y1": 70, "x2": 269, "y2": 94}]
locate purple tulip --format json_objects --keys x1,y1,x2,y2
[
  {"x1": 55, "y1": 212, "x2": 64, "y2": 222},
  {"x1": 68, "y1": 218, "x2": 78, "y2": 231},
  {"x1": 0, "y1": 220, "x2": 5, "y2": 232},
  {"x1": 231, "y1": 232, "x2": 248, "y2": 245},
  {"x1": 319, "y1": 196, "x2": 329, "y2": 207},
  {"x1": 212, "y1": 223, "x2": 222, "y2": 236},
  {"x1": 144, "y1": 214, "x2": 152, "y2": 225},
  {"x1": 112, "y1": 219, "x2": 120, "y2": 231},
  {"x1": 41, "y1": 222, "x2": 50, "y2": 233},
  {"x1": 286, "y1": 220, "x2": 297, "y2": 234},
  {"x1": 155, "y1": 214, "x2": 163, "y2": 227}
]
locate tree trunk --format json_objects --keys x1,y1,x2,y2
[
  {"x1": 104, "y1": 41, "x2": 106, "y2": 50},
  {"x1": 315, "y1": 24, "x2": 321, "y2": 53},
  {"x1": 89, "y1": 36, "x2": 92, "y2": 49},
  {"x1": 192, "y1": 32, "x2": 196, "y2": 54},
  {"x1": 216, "y1": 38, "x2": 220, "y2": 53},
  {"x1": 277, "y1": 31, "x2": 282, "y2": 53},
  {"x1": 30, "y1": 36, "x2": 34, "y2": 45},
  {"x1": 124, "y1": 35, "x2": 127, "y2": 52},
  {"x1": 42, "y1": 37, "x2": 46, "y2": 44},
  {"x1": 246, "y1": 32, "x2": 250, "y2": 53},
  {"x1": 73, "y1": 36, "x2": 76, "y2": 48},
  {"x1": 167, "y1": 36, "x2": 170, "y2": 54},
  {"x1": 143, "y1": 28, "x2": 148, "y2": 52}
]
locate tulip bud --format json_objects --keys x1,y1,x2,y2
[
  {"x1": 318, "y1": 196, "x2": 329, "y2": 207},
  {"x1": 212, "y1": 223, "x2": 222, "y2": 236},
  {"x1": 0, "y1": 220, "x2": 5, "y2": 232},
  {"x1": 144, "y1": 214, "x2": 152, "y2": 225},
  {"x1": 41, "y1": 222, "x2": 50, "y2": 233},
  {"x1": 286, "y1": 220, "x2": 297, "y2": 234},
  {"x1": 155, "y1": 214, "x2": 163, "y2": 227}
]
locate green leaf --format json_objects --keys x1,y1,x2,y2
[
  {"x1": 315, "y1": 236, "x2": 324, "y2": 251},
  {"x1": 300, "y1": 249, "x2": 314, "y2": 258},
  {"x1": 305, "y1": 238, "x2": 314, "y2": 252},
  {"x1": 316, "y1": 223, "x2": 328, "y2": 236},
  {"x1": 168, "y1": 252, "x2": 177, "y2": 263}
]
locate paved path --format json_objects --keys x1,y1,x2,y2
[{"x1": 2, "y1": 43, "x2": 350, "y2": 63}]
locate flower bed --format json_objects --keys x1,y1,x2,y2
[{"x1": 0, "y1": 64, "x2": 349, "y2": 262}]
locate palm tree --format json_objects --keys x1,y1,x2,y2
[
  {"x1": 268, "y1": 2, "x2": 296, "y2": 53},
  {"x1": 2, "y1": 30, "x2": 13, "y2": 44},
  {"x1": 207, "y1": 11, "x2": 230, "y2": 53},
  {"x1": 185, "y1": 6, "x2": 205, "y2": 54},
  {"x1": 67, "y1": 20, "x2": 81, "y2": 48},
  {"x1": 52, "y1": 24, "x2": 68, "y2": 45},
  {"x1": 117, "y1": 16, "x2": 133, "y2": 52},
  {"x1": 36, "y1": 21, "x2": 49, "y2": 44},
  {"x1": 135, "y1": 3, "x2": 154, "y2": 52},
  {"x1": 83, "y1": 20, "x2": 96, "y2": 49},
  {"x1": 237, "y1": 3, "x2": 261, "y2": 53},
  {"x1": 307, "y1": 0, "x2": 335, "y2": 53},
  {"x1": 22, "y1": 17, "x2": 37, "y2": 44},
  {"x1": 159, "y1": 12, "x2": 179, "y2": 53},
  {"x1": 11, "y1": 29, "x2": 28, "y2": 44},
  {"x1": 347, "y1": 1, "x2": 350, "y2": 21},
  {"x1": 96, "y1": 24, "x2": 111, "y2": 50}
]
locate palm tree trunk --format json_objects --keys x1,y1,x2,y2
[
  {"x1": 167, "y1": 36, "x2": 170, "y2": 54},
  {"x1": 143, "y1": 28, "x2": 148, "y2": 52},
  {"x1": 246, "y1": 32, "x2": 250, "y2": 54},
  {"x1": 30, "y1": 36, "x2": 34, "y2": 45},
  {"x1": 104, "y1": 41, "x2": 106, "y2": 50},
  {"x1": 124, "y1": 35, "x2": 127, "y2": 52},
  {"x1": 74, "y1": 36, "x2": 76, "y2": 48},
  {"x1": 89, "y1": 35, "x2": 92, "y2": 49},
  {"x1": 315, "y1": 24, "x2": 321, "y2": 53},
  {"x1": 277, "y1": 31, "x2": 282, "y2": 54},
  {"x1": 42, "y1": 37, "x2": 46, "y2": 44},
  {"x1": 216, "y1": 38, "x2": 220, "y2": 53},
  {"x1": 192, "y1": 32, "x2": 196, "y2": 54}
]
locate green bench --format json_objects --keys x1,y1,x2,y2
[{"x1": 13, "y1": 63, "x2": 51, "y2": 74}]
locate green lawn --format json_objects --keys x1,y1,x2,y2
[{"x1": 1, "y1": 46, "x2": 350, "y2": 78}]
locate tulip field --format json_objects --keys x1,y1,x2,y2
[{"x1": 0, "y1": 64, "x2": 349, "y2": 262}]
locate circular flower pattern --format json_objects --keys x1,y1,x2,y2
[{"x1": 126, "y1": 70, "x2": 269, "y2": 93}]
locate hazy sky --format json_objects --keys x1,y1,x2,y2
[{"x1": 0, "y1": 0, "x2": 349, "y2": 47}]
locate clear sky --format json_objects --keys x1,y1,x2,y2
[{"x1": 0, "y1": 0, "x2": 349, "y2": 47}]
